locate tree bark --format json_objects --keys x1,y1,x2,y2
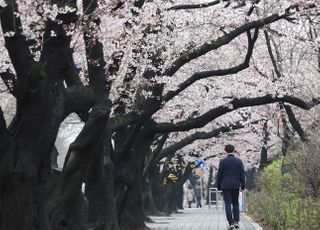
[
  {"x1": 116, "y1": 123, "x2": 155, "y2": 230},
  {"x1": 85, "y1": 123, "x2": 119, "y2": 230},
  {"x1": 259, "y1": 121, "x2": 269, "y2": 170},
  {"x1": 0, "y1": 96, "x2": 65, "y2": 230}
]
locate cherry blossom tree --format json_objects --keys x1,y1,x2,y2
[{"x1": 1, "y1": 0, "x2": 320, "y2": 230}]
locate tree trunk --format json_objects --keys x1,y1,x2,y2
[
  {"x1": 160, "y1": 182, "x2": 179, "y2": 214},
  {"x1": 85, "y1": 123, "x2": 119, "y2": 230},
  {"x1": 148, "y1": 166, "x2": 163, "y2": 213},
  {"x1": 0, "y1": 102, "x2": 64, "y2": 230},
  {"x1": 259, "y1": 146, "x2": 268, "y2": 170},
  {"x1": 143, "y1": 178, "x2": 160, "y2": 216},
  {"x1": 48, "y1": 105, "x2": 109, "y2": 230},
  {"x1": 259, "y1": 120, "x2": 269, "y2": 170},
  {"x1": 206, "y1": 166, "x2": 214, "y2": 205},
  {"x1": 117, "y1": 125, "x2": 154, "y2": 230},
  {"x1": 119, "y1": 174, "x2": 147, "y2": 230},
  {"x1": 86, "y1": 149, "x2": 108, "y2": 226},
  {"x1": 176, "y1": 184, "x2": 184, "y2": 210},
  {"x1": 102, "y1": 154, "x2": 120, "y2": 230}
]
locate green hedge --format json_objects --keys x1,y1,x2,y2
[{"x1": 247, "y1": 159, "x2": 320, "y2": 230}]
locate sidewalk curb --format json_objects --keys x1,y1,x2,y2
[{"x1": 243, "y1": 213, "x2": 263, "y2": 230}]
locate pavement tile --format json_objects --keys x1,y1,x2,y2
[{"x1": 146, "y1": 206, "x2": 260, "y2": 230}]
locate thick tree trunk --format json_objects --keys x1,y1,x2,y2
[
  {"x1": 168, "y1": 184, "x2": 179, "y2": 213},
  {"x1": 117, "y1": 125, "x2": 155, "y2": 230},
  {"x1": 143, "y1": 178, "x2": 161, "y2": 216},
  {"x1": 85, "y1": 123, "x2": 119, "y2": 230},
  {"x1": 51, "y1": 147, "x2": 59, "y2": 169},
  {"x1": 148, "y1": 166, "x2": 163, "y2": 213},
  {"x1": 48, "y1": 106, "x2": 108, "y2": 230},
  {"x1": 86, "y1": 150, "x2": 108, "y2": 226},
  {"x1": 176, "y1": 184, "x2": 184, "y2": 210},
  {"x1": 119, "y1": 175, "x2": 147, "y2": 230},
  {"x1": 102, "y1": 154, "x2": 120, "y2": 230},
  {"x1": 0, "y1": 105, "x2": 63, "y2": 230},
  {"x1": 160, "y1": 180, "x2": 185, "y2": 214},
  {"x1": 158, "y1": 164, "x2": 188, "y2": 214},
  {"x1": 1, "y1": 173, "x2": 47, "y2": 230}
]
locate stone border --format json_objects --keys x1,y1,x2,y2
[{"x1": 243, "y1": 213, "x2": 263, "y2": 230}]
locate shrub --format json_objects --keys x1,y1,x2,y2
[{"x1": 248, "y1": 151, "x2": 320, "y2": 230}]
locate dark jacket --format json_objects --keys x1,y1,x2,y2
[
  {"x1": 194, "y1": 186, "x2": 201, "y2": 198},
  {"x1": 217, "y1": 154, "x2": 245, "y2": 190}
]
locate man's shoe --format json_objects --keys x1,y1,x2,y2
[
  {"x1": 228, "y1": 225, "x2": 235, "y2": 230},
  {"x1": 233, "y1": 222, "x2": 239, "y2": 229}
]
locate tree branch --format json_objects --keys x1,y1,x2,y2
[
  {"x1": 40, "y1": 0, "x2": 78, "y2": 78},
  {"x1": 84, "y1": 0, "x2": 109, "y2": 96},
  {"x1": 167, "y1": 0, "x2": 221, "y2": 10},
  {"x1": 82, "y1": 2, "x2": 111, "y2": 123},
  {"x1": 115, "y1": 110, "x2": 155, "y2": 156},
  {"x1": 154, "y1": 120, "x2": 260, "y2": 163},
  {"x1": 264, "y1": 30, "x2": 308, "y2": 142},
  {"x1": 0, "y1": 106, "x2": 7, "y2": 133},
  {"x1": 164, "y1": 13, "x2": 288, "y2": 76},
  {"x1": 62, "y1": 59, "x2": 83, "y2": 87},
  {"x1": 0, "y1": 0, "x2": 34, "y2": 78},
  {"x1": 64, "y1": 86, "x2": 95, "y2": 116},
  {"x1": 203, "y1": 154, "x2": 220, "y2": 161},
  {"x1": 152, "y1": 95, "x2": 311, "y2": 133},
  {"x1": 0, "y1": 106, "x2": 11, "y2": 160},
  {"x1": 110, "y1": 112, "x2": 139, "y2": 131},
  {"x1": 143, "y1": 133, "x2": 169, "y2": 177},
  {"x1": 284, "y1": 105, "x2": 307, "y2": 141},
  {"x1": 163, "y1": 28, "x2": 259, "y2": 102},
  {"x1": 168, "y1": 1, "x2": 254, "y2": 11},
  {"x1": 264, "y1": 30, "x2": 281, "y2": 79},
  {"x1": 134, "y1": 0, "x2": 146, "y2": 8},
  {"x1": 247, "y1": 0, "x2": 260, "y2": 16},
  {"x1": 0, "y1": 70, "x2": 16, "y2": 96}
]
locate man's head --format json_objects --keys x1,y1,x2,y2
[{"x1": 224, "y1": 144, "x2": 235, "y2": 154}]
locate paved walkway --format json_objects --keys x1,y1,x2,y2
[{"x1": 146, "y1": 206, "x2": 261, "y2": 230}]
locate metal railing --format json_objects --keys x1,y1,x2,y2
[
  {"x1": 208, "y1": 188, "x2": 223, "y2": 209},
  {"x1": 208, "y1": 187, "x2": 246, "y2": 212}
]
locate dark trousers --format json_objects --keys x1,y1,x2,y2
[
  {"x1": 196, "y1": 196, "x2": 202, "y2": 208},
  {"x1": 222, "y1": 188, "x2": 240, "y2": 225}
]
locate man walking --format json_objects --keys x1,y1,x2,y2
[{"x1": 217, "y1": 144, "x2": 245, "y2": 230}]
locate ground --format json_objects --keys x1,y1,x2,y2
[{"x1": 146, "y1": 206, "x2": 261, "y2": 230}]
